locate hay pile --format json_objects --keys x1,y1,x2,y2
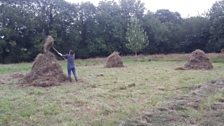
[
  {"x1": 184, "y1": 49, "x2": 213, "y2": 70},
  {"x1": 44, "y1": 35, "x2": 54, "y2": 53},
  {"x1": 0, "y1": 73, "x2": 24, "y2": 84},
  {"x1": 105, "y1": 52, "x2": 124, "y2": 68},
  {"x1": 19, "y1": 36, "x2": 67, "y2": 87}
]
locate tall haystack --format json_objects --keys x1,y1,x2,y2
[
  {"x1": 19, "y1": 36, "x2": 67, "y2": 87},
  {"x1": 184, "y1": 49, "x2": 213, "y2": 70},
  {"x1": 105, "y1": 52, "x2": 124, "y2": 68}
]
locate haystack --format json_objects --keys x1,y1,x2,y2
[
  {"x1": 184, "y1": 49, "x2": 213, "y2": 70},
  {"x1": 105, "y1": 52, "x2": 124, "y2": 68},
  {"x1": 19, "y1": 36, "x2": 67, "y2": 87}
]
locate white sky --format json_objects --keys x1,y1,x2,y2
[{"x1": 65, "y1": 0, "x2": 218, "y2": 18}]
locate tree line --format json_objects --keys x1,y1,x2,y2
[{"x1": 0, "y1": 0, "x2": 224, "y2": 63}]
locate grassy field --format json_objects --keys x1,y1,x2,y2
[{"x1": 1, "y1": 54, "x2": 224, "y2": 125}]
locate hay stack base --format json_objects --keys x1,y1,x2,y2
[
  {"x1": 105, "y1": 52, "x2": 124, "y2": 68},
  {"x1": 19, "y1": 52, "x2": 67, "y2": 87},
  {"x1": 184, "y1": 49, "x2": 213, "y2": 70}
]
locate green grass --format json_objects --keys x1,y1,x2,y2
[
  {"x1": 176, "y1": 91, "x2": 224, "y2": 125},
  {"x1": 1, "y1": 55, "x2": 224, "y2": 125},
  {"x1": 0, "y1": 63, "x2": 32, "y2": 74}
]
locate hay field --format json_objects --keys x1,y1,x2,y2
[{"x1": 0, "y1": 54, "x2": 224, "y2": 125}]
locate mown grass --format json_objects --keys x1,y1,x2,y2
[
  {"x1": 178, "y1": 91, "x2": 224, "y2": 125},
  {"x1": 0, "y1": 63, "x2": 31, "y2": 74},
  {"x1": 1, "y1": 54, "x2": 224, "y2": 125}
]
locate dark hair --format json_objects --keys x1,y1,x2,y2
[{"x1": 69, "y1": 50, "x2": 74, "y2": 55}]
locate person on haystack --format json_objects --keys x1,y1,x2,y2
[{"x1": 56, "y1": 49, "x2": 78, "y2": 82}]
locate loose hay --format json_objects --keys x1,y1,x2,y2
[
  {"x1": 0, "y1": 72, "x2": 24, "y2": 84},
  {"x1": 105, "y1": 52, "x2": 124, "y2": 68},
  {"x1": 19, "y1": 52, "x2": 67, "y2": 87},
  {"x1": 19, "y1": 36, "x2": 67, "y2": 87},
  {"x1": 44, "y1": 35, "x2": 54, "y2": 53},
  {"x1": 175, "y1": 67, "x2": 186, "y2": 70},
  {"x1": 184, "y1": 49, "x2": 213, "y2": 70}
]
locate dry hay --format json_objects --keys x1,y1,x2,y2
[
  {"x1": 19, "y1": 52, "x2": 67, "y2": 87},
  {"x1": 0, "y1": 72, "x2": 24, "y2": 84},
  {"x1": 19, "y1": 36, "x2": 67, "y2": 87},
  {"x1": 44, "y1": 35, "x2": 54, "y2": 53},
  {"x1": 184, "y1": 49, "x2": 213, "y2": 70},
  {"x1": 105, "y1": 52, "x2": 124, "y2": 68},
  {"x1": 175, "y1": 67, "x2": 186, "y2": 70}
]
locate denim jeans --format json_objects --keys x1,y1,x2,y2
[{"x1": 67, "y1": 66, "x2": 78, "y2": 81}]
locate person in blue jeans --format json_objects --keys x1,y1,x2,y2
[{"x1": 57, "y1": 50, "x2": 78, "y2": 82}]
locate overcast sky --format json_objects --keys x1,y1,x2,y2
[{"x1": 65, "y1": 0, "x2": 218, "y2": 18}]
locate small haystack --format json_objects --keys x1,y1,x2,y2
[
  {"x1": 105, "y1": 52, "x2": 124, "y2": 68},
  {"x1": 184, "y1": 49, "x2": 213, "y2": 70},
  {"x1": 19, "y1": 36, "x2": 67, "y2": 87}
]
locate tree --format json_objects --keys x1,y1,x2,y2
[
  {"x1": 180, "y1": 17, "x2": 210, "y2": 52},
  {"x1": 0, "y1": 0, "x2": 82, "y2": 63},
  {"x1": 154, "y1": 9, "x2": 183, "y2": 53},
  {"x1": 126, "y1": 16, "x2": 148, "y2": 56},
  {"x1": 155, "y1": 9, "x2": 182, "y2": 24},
  {"x1": 93, "y1": 0, "x2": 121, "y2": 55},
  {"x1": 76, "y1": 2, "x2": 97, "y2": 58},
  {"x1": 207, "y1": 0, "x2": 224, "y2": 52},
  {"x1": 143, "y1": 11, "x2": 174, "y2": 54},
  {"x1": 1, "y1": 0, "x2": 222, "y2": 63}
]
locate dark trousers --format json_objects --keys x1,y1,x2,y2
[{"x1": 67, "y1": 66, "x2": 78, "y2": 81}]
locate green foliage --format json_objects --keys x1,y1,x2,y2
[
  {"x1": 207, "y1": 0, "x2": 224, "y2": 52},
  {"x1": 180, "y1": 17, "x2": 210, "y2": 52},
  {"x1": 126, "y1": 16, "x2": 148, "y2": 55},
  {"x1": 1, "y1": 0, "x2": 224, "y2": 63}
]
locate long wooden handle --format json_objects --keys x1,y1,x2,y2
[{"x1": 52, "y1": 47, "x2": 65, "y2": 60}]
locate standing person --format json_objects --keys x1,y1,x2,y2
[{"x1": 57, "y1": 50, "x2": 78, "y2": 82}]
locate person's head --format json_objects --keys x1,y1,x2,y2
[{"x1": 69, "y1": 50, "x2": 74, "y2": 55}]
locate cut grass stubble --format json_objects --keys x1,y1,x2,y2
[{"x1": 1, "y1": 55, "x2": 224, "y2": 125}]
